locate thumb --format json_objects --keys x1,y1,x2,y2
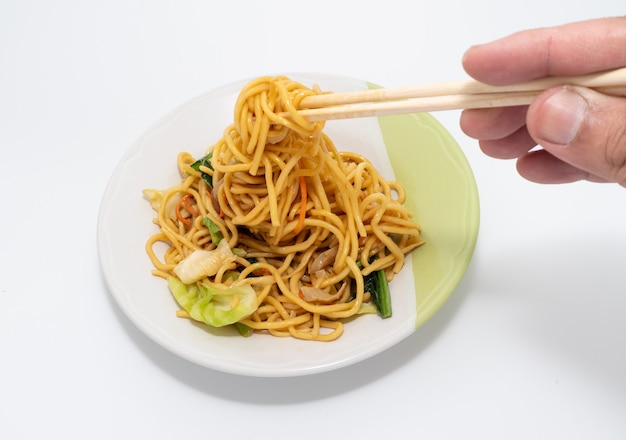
[{"x1": 527, "y1": 86, "x2": 626, "y2": 186}]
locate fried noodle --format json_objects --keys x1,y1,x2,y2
[{"x1": 144, "y1": 76, "x2": 423, "y2": 341}]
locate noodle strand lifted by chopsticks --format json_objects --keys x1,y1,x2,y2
[{"x1": 144, "y1": 75, "x2": 423, "y2": 341}]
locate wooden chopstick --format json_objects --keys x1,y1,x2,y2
[{"x1": 295, "y1": 67, "x2": 626, "y2": 121}]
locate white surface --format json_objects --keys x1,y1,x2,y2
[{"x1": 1, "y1": 1, "x2": 625, "y2": 439}]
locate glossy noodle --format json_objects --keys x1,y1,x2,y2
[{"x1": 144, "y1": 76, "x2": 423, "y2": 341}]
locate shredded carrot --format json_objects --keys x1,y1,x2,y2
[
  {"x1": 294, "y1": 161, "x2": 307, "y2": 234},
  {"x1": 176, "y1": 195, "x2": 192, "y2": 227},
  {"x1": 251, "y1": 267, "x2": 271, "y2": 276},
  {"x1": 181, "y1": 193, "x2": 199, "y2": 216}
]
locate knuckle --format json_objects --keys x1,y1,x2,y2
[{"x1": 604, "y1": 122, "x2": 626, "y2": 187}]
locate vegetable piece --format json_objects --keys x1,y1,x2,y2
[
  {"x1": 181, "y1": 193, "x2": 198, "y2": 216},
  {"x1": 190, "y1": 152, "x2": 214, "y2": 188},
  {"x1": 357, "y1": 303, "x2": 378, "y2": 315},
  {"x1": 143, "y1": 189, "x2": 181, "y2": 222},
  {"x1": 202, "y1": 217, "x2": 224, "y2": 245},
  {"x1": 233, "y1": 322, "x2": 254, "y2": 337},
  {"x1": 175, "y1": 193, "x2": 196, "y2": 227},
  {"x1": 173, "y1": 239, "x2": 236, "y2": 284},
  {"x1": 167, "y1": 277, "x2": 257, "y2": 327},
  {"x1": 363, "y1": 269, "x2": 392, "y2": 318},
  {"x1": 231, "y1": 247, "x2": 247, "y2": 257},
  {"x1": 143, "y1": 188, "x2": 165, "y2": 211}
]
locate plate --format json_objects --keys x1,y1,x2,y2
[{"x1": 97, "y1": 73, "x2": 479, "y2": 377}]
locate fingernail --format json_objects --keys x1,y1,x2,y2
[{"x1": 540, "y1": 88, "x2": 588, "y2": 145}]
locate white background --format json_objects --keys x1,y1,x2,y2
[{"x1": 2, "y1": 1, "x2": 625, "y2": 439}]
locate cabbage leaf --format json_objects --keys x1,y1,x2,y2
[{"x1": 168, "y1": 277, "x2": 257, "y2": 328}]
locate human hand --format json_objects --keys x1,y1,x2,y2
[{"x1": 460, "y1": 17, "x2": 626, "y2": 186}]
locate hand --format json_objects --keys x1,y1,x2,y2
[{"x1": 460, "y1": 17, "x2": 626, "y2": 186}]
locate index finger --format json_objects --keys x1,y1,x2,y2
[{"x1": 462, "y1": 16, "x2": 626, "y2": 85}]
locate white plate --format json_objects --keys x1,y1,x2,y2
[{"x1": 98, "y1": 73, "x2": 479, "y2": 377}]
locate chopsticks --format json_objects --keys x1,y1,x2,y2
[{"x1": 296, "y1": 67, "x2": 626, "y2": 121}]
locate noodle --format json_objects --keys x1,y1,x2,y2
[{"x1": 144, "y1": 75, "x2": 423, "y2": 341}]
